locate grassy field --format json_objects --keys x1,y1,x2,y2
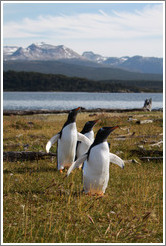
[{"x1": 3, "y1": 110, "x2": 163, "y2": 243}]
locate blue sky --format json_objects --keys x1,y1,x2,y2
[{"x1": 2, "y1": 1, "x2": 164, "y2": 57}]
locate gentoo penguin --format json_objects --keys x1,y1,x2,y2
[
  {"x1": 67, "y1": 126, "x2": 124, "y2": 195},
  {"x1": 75, "y1": 120, "x2": 98, "y2": 165},
  {"x1": 46, "y1": 107, "x2": 92, "y2": 172}
]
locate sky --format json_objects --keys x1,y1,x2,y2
[{"x1": 2, "y1": 1, "x2": 164, "y2": 58}]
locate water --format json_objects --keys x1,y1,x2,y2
[{"x1": 3, "y1": 92, "x2": 163, "y2": 110}]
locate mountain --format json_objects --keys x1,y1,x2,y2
[
  {"x1": 82, "y1": 51, "x2": 108, "y2": 63},
  {"x1": 3, "y1": 46, "x2": 20, "y2": 60},
  {"x1": 82, "y1": 52, "x2": 163, "y2": 74},
  {"x1": 6, "y1": 42, "x2": 84, "y2": 61},
  {"x1": 3, "y1": 60, "x2": 162, "y2": 81},
  {"x1": 3, "y1": 42, "x2": 163, "y2": 76}
]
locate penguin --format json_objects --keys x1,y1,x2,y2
[
  {"x1": 75, "y1": 120, "x2": 98, "y2": 167},
  {"x1": 67, "y1": 126, "x2": 124, "y2": 195},
  {"x1": 46, "y1": 107, "x2": 92, "y2": 172}
]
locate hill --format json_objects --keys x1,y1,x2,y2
[
  {"x1": 3, "y1": 60, "x2": 162, "y2": 82},
  {"x1": 3, "y1": 71, "x2": 163, "y2": 93}
]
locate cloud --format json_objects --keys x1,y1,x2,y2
[
  {"x1": 3, "y1": 4, "x2": 163, "y2": 39},
  {"x1": 3, "y1": 3, "x2": 163, "y2": 56}
]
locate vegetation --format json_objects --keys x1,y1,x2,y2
[
  {"x1": 3, "y1": 71, "x2": 163, "y2": 92},
  {"x1": 3, "y1": 110, "x2": 163, "y2": 243},
  {"x1": 3, "y1": 60, "x2": 163, "y2": 81}
]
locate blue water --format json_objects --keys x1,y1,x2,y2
[{"x1": 3, "y1": 92, "x2": 163, "y2": 110}]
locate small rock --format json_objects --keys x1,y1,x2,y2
[
  {"x1": 138, "y1": 145, "x2": 144, "y2": 149},
  {"x1": 136, "y1": 120, "x2": 153, "y2": 124},
  {"x1": 110, "y1": 211, "x2": 116, "y2": 214},
  {"x1": 115, "y1": 151, "x2": 123, "y2": 155}
]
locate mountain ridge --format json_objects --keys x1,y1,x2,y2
[
  {"x1": 3, "y1": 42, "x2": 163, "y2": 75},
  {"x1": 3, "y1": 59, "x2": 162, "y2": 81}
]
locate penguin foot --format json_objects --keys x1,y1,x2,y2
[
  {"x1": 85, "y1": 191, "x2": 104, "y2": 197},
  {"x1": 97, "y1": 192, "x2": 104, "y2": 197},
  {"x1": 86, "y1": 191, "x2": 92, "y2": 196}
]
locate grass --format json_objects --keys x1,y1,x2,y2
[{"x1": 3, "y1": 111, "x2": 163, "y2": 243}]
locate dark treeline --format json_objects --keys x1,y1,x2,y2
[{"x1": 3, "y1": 71, "x2": 163, "y2": 93}]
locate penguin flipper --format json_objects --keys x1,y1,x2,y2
[
  {"x1": 109, "y1": 153, "x2": 124, "y2": 169},
  {"x1": 77, "y1": 132, "x2": 92, "y2": 147},
  {"x1": 67, "y1": 154, "x2": 88, "y2": 176},
  {"x1": 46, "y1": 133, "x2": 60, "y2": 153}
]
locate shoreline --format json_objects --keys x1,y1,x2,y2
[{"x1": 3, "y1": 107, "x2": 163, "y2": 116}]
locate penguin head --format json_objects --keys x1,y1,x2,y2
[
  {"x1": 67, "y1": 107, "x2": 81, "y2": 123},
  {"x1": 95, "y1": 126, "x2": 119, "y2": 142},
  {"x1": 81, "y1": 119, "x2": 99, "y2": 134}
]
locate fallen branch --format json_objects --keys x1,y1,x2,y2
[
  {"x1": 3, "y1": 151, "x2": 56, "y2": 162},
  {"x1": 139, "y1": 157, "x2": 163, "y2": 161},
  {"x1": 114, "y1": 132, "x2": 135, "y2": 140},
  {"x1": 114, "y1": 134, "x2": 162, "y2": 140},
  {"x1": 125, "y1": 157, "x2": 163, "y2": 163},
  {"x1": 3, "y1": 107, "x2": 158, "y2": 116},
  {"x1": 4, "y1": 151, "x2": 163, "y2": 163},
  {"x1": 149, "y1": 141, "x2": 163, "y2": 147}
]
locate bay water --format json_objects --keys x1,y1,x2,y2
[{"x1": 3, "y1": 92, "x2": 163, "y2": 111}]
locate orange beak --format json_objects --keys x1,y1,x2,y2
[
  {"x1": 75, "y1": 107, "x2": 81, "y2": 111},
  {"x1": 94, "y1": 119, "x2": 99, "y2": 123},
  {"x1": 111, "y1": 126, "x2": 119, "y2": 130}
]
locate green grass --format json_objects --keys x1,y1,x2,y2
[{"x1": 3, "y1": 111, "x2": 163, "y2": 243}]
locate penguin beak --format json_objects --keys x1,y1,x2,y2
[
  {"x1": 93, "y1": 119, "x2": 99, "y2": 125},
  {"x1": 75, "y1": 107, "x2": 81, "y2": 112},
  {"x1": 109, "y1": 126, "x2": 119, "y2": 133}
]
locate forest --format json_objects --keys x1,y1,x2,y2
[{"x1": 3, "y1": 70, "x2": 163, "y2": 93}]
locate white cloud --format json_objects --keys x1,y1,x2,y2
[{"x1": 3, "y1": 3, "x2": 163, "y2": 56}]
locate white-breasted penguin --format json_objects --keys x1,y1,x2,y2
[
  {"x1": 67, "y1": 126, "x2": 124, "y2": 195},
  {"x1": 75, "y1": 120, "x2": 98, "y2": 166},
  {"x1": 46, "y1": 107, "x2": 92, "y2": 172}
]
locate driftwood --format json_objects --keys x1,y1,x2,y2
[
  {"x1": 3, "y1": 108, "x2": 154, "y2": 116},
  {"x1": 3, "y1": 151, "x2": 56, "y2": 162},
  {"x1": 4, "y1": 151, "x2": 163, "y2": 162},
  {"x1": 149, "y1": 141, "x2": 163, "y2": 147},
  {"x1": 114, "y1": 132, "x2": 135, "y2": 140},
  {"x1": 139, "y1": 157, "x2": 163, "y2": 161},
  {"x1": 125, "y1": 157, "x2": 163, "y2": 163},
  {"x1": 143, "y1": 98, "x2": 152, "y2": 111},
  {"x1": 114, "y1": 134, "x2": 162, "y2": 140}
]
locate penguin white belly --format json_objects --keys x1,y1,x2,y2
[
  {"x1": 83, "y1": 142, "x2": 110, "y2": 194},
  {"x1": 57, "y1": 123, "x2": 77, "y2": 170},
  {"x1": 77, "y1": 131, "x2": 94, "y2": 158}
]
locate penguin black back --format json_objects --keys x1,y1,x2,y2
[
  {"x1": 87, "y1": 126, "x2": 119, "y2": 160},
  {"x1": 81, "y1": 120, "x2": 98, "y2": 134},
  {"x1": 59, "y1": 107, "x2": 80, "y2": 138}
]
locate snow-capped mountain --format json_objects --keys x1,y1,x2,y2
[
  {"x1": 3, "y1": 43, "x2": 163, "y2": 74},
  {"x1": 3, "y1": 46, "x2": 20, "y2": 60},
  {"x1": 5, "y1": 42, "x2": 83, "y2": 61},
  {"x1": 82, "y1": 51, "x2": 163, "y2": 74},
  {"x1": 82, "y1": 51, "x2": 129, "y2": 65},
  {"x1": 82, "y1": 51, "x2": 107, "y2": 63}
]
